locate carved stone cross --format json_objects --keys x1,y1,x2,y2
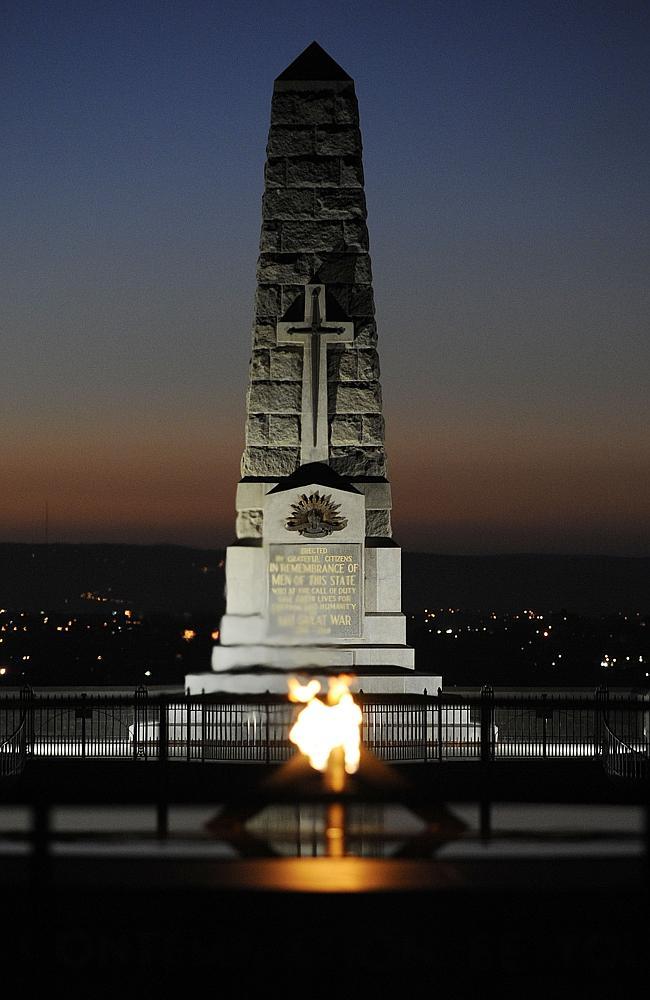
[{"x1": 277, "y1": 284, "x2": 354, "y2": 464}]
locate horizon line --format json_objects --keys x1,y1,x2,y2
[{"x1": 0, "y1": 540, "x2": 647, "y2": 560}]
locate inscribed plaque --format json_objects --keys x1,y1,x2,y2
[{"x1": 268, "y1": 543, "x2": 362, "y2": 639}]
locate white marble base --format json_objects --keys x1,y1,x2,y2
[
  {"x1": 186, "y1": 669, "x2": 440, "y2": 696},
  {"x1": 207, "y1": 469, "x2": 417, "y2": 698},
  {"x1": 212, "y1": 641, "x2": 415, "y2": 672}
]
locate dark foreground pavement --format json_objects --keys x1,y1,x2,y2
[{"x1": 0, "y1": 758, "x2": 647, "y2": 993}]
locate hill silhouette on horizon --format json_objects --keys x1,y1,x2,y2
[{"x1": 0, "y1": 543, "x2": 647, "y2": 616}]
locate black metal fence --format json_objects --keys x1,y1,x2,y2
[
  {"x1": 0, "y1": 688, "x2": 31, "y2": 778},
  {"x1": 0, "y1": 717, "x2": 27, "y2": 778},
  {"x1": 1, "y1": 686, "x2": 648, "y2": 773},
  {"x1": 600, "y1": 689, "x2": 650, "y2": 780}
]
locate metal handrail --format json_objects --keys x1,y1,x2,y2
[
  {"x1": 0, "y1": 716, "x2": 27, "y2": 778},
  {"x1": 601, "y1": 711, "x2": 649, "y2": 780}
]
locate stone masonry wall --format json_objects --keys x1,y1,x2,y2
[{"x1": 239, "y1": 75, "x2": 391, "y2": 539}]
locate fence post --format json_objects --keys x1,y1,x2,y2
[
  {"x1": 542, "y1": 692, "x2": 548, "y2": 759},
  {"x1": 201, "y1": 690, "x2": 206, "y2": 763},
  {"x1": 134, "y1": 686, "x2": 148, "y2": 760},
  {"x1": 159, "y1": 695, "x2": 168, "y2": 764},
  {"x1": 265, "y1": 693, "x2": 271, "y2": 765},
  {"x1": 437, "y1": 687, "x2": 443, "y2": 762},
  {"x1": 480, "y1": 685, "x2": 494, "y2": 843},
  {"x1": 157, "y1": 695, "x2": 168, "y2": 838},
  {"x1": 186, "y1": 691, "x2": 192, "y2": 762},
  {"x1": 20, "y1": 685, "x2": 35, "y2": 757},
  {"x1": 80, "y1": 692, "x2": 87, "y2": 759},
  {"x1": 423, "y1": 694, "x2": 428, "y2": 763},
  {"x1": 480, "y1": 685, "x2": 495, "y2": 764},
  {"x1": 595, "y1": 685, "x2": 609, "y2": 759}
]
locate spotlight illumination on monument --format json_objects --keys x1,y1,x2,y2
[{"x1": 186, "y1": 42, "x2": 441, "y2": 695}]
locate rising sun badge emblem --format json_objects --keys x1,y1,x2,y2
[{"x1": 286, "y1": 492, "x2": 348, "y2": 538}]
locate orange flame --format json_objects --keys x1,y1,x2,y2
[
  {"x1": 288, "y1": 677, "x2": 322, "y2": 704},
  {"x1": 288, "y1": 675, "x2": 362, "y2": 779}
]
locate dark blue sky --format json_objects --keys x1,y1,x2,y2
[{"x1": 3, "y1": 1, "x2": 649, "y2": 553}]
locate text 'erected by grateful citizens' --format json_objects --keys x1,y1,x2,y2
[{"x1": 268, "y1": 543, "x2": 362, "y2": 639}]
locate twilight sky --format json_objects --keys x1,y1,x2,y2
[{"x1": 3, "y1": 0, "x2": 649, "y2": 555}]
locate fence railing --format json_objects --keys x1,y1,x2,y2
[
  {"x1": 600, "y1": 689, "x2": 650, "y2": 780},
  {"x1": 1, "y1": 687, "x2": 648, "y2": 771},
  {"x1": 0, "y1": 717, "x2": 28, "y2": 779},
  {"x1": 0, "y1": 688, "x2": 32, "y2": 779}
]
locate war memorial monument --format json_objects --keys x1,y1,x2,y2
[
  {"x1": 187, "y1": 42, "x2": 441, "y2": 695},
  {"x1": 1, "y1": 40, "x2": 647, "y2": 993}
]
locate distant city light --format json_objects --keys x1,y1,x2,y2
[
  {"x1": 211, "y1": 629, "x2": 220, "y2": 641},
  {"x1": 182, "y1": 629, "x2": 196, "y2": 641}
]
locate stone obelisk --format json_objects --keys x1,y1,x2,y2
[{"x1": 187, "y1": 42, "x2": 441, "y2": 694}]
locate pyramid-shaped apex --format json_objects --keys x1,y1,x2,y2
[
  {"x1": 267, "y1": 462, "x2": 361, "y2": 495},
  {"x1": 276, "y1": 41, "x2": 352, "y2": 82}
]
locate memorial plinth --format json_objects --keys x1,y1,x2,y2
[{"x1": 186, "y1": 43, "x2": 440, "y2": 695}]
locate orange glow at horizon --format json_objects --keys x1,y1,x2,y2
[
  {"x1": 385, "y1": 412, "x2": 650, "y2": 554},
  {"x1": 1, "y1": 398, "x2": 647, "y2": 554}
]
